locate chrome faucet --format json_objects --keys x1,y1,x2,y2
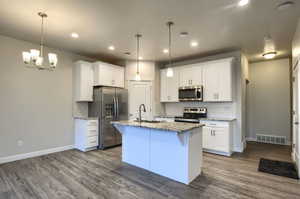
[{"x1": 138, "y1": 104, "x2": 146, "y2": 122}]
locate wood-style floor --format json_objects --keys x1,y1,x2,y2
[{"x1": 0, "y1": 142, "x2": 299, "y2": 199}]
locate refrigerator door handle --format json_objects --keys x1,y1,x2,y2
[
  {"x1": 116, "y1": 97, "x2": 119, "y2": 120},
  {"x1": 113, "y1": 96, "x2": 117, "y2": 120}
]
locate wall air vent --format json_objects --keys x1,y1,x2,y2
[{"x1": 256, "y1": 134, "x2": 287, "y2": 145}]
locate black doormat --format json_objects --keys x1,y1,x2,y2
[{"x1": 258, "y1": 158, "x2": 299, "y2": 179}]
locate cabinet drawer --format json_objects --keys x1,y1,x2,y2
[
  {"x1": 87, "y1": 125, "x2": 98, "y2": 131},
  {"x1": 87, "y1": 129, "x2": 98, "y2": 137},
  {"x1": 86, "y1": 136, "x2": 98, "y2": 148},
  {"x1": 88, "y1": 120, "x2": 98, "y2": 127}
]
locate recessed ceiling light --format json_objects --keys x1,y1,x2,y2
[
  {"x1": 180, "y1": 32, "x2": 189, "y2": 37},
  {"x1": 263, "y1": 52, "x2": 277, "y2": 59},
  {"x1": 139, "y1": 56, "x2": 143, "y2": 60},
  {"x1": 71, "y1": 32, "x2": 79, "y2": 38},
  {"x1": 163, "y1": 49, "x2": 169, "y2": 53},
  {"x1": 190, "y1": 41, "x2": 199, "y2": 47},
  {"x1": 108, "y1": 46, "x2": 115, "y2": 51},
  {"x1": 238, "y1": 0, "x2": 249, "y2": 7}
]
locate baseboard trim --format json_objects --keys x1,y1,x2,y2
[
  {"x1": 246, "y1": 137, "x2": 257, "y2": 142},
  {"x1": 0, "y1": 145, "x2": 74, "y2": 164}
]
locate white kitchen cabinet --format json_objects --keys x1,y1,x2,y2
[
  {"x1": 201, "y1": 120, "x2": 232, "y2": 156},
  {"x1": 202, "y1": 58, "x2": 234, "y2": 102},
  {"x1": 160, "y1": 68, "x2": 179, "y2": 102},
  {"x1": 75, "y1": 118, "x2": 99, "y2": 152},
  {"x1": 93, "y1": 62, "x2": 124, "y2": 88},
  {"x1": 179, "y1": 64, "x2": 202, "y2": 87},
  {"x1": 74, "y1": 61, "x2": 94, "y2": 102}
]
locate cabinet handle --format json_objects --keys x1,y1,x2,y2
[{"x1": 191, "y1": 80, "x2": 193, "y2": 85}]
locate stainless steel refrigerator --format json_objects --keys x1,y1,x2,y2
[{"x1": 88, "y1": 87, "x2": 128, "y2": 149}]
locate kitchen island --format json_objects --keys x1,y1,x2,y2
[{"x1": 112, "y1": 120, "x2": 204, "y2": 184}]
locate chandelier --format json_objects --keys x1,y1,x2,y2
[{"x1": 22, "y1": 12, "x2": 58, "y2": 70}]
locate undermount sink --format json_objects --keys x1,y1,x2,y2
[{"x1": 134, "y1": 120, "x2": 163, "y2": 123}]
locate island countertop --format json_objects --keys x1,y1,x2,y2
[{"x1": 111, "y1": 120, "x2": 204, "y2": 133}]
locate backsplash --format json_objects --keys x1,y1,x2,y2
[{"x1": 164, "y1": 102, "x2": 236, "y2": 118}]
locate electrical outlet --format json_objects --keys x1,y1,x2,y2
[{"x1": 17, "y1": 140, "x2": 23, "y2": 147}]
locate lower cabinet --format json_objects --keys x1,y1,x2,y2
[
  {"x1": 202, "y1": 121, "x2": 232, "y2": 156},
  {"x1": 75, "y1": 118, "x2": 99, "y2": 152}
]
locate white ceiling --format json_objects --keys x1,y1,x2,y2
[{"x1": 0, "y1": 0, "x2": 299, "y2": 62}]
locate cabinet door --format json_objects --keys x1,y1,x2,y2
[
  {"x1": 113, "y1": 66, "x2": 125, "y2": 88},
  {"x1": 74, "y1": 61, "x2": 94, "y2": 102},
  {"x1": 167, "y1": 68, "x2": 179, "y2": 102},
  {"x1": 202, "y1": 126, "x2": 212, "y2": 149},
  {"x1": 160, "y1": 70, "x2": 168, "y2": 102},
  {"x1": 218, "y1": 62, "x2": 232, "y2": 101},
  {"x1": 179, "y1": 65, "x2": 202, "y2": 87},
  {"x1": 190, "y1": 65, "x2": 202, "y2": 86},
  {"x1": 94, "y1": 63, "x2": 125, "y2": 88},
  {"x1": 203, "y1": 63, "x2": 220, "y2": 102},
  {"x1": 160, "y1": 69, "x2": 179, "y2": 102},
  {"x1": 81, "y1": 64, "x2": 94, "y2": 101},
  {"x1": 203, "y1": 59, "x2": 233, "y2": 102},
  {"x1": 179, "y1": 66, "x2": 194, "y2": 87},
  {"x1": 211, "y1": 127, "x2": 230, "y2": 152},
  {"x1": 94, "y1": 63, "x2": 113, "y2": 86}
]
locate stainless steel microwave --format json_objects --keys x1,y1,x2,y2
[{"x1": 178, "y1": 86, "x2": 203, "y2": 101}]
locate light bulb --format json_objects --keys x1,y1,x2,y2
[
  {"x1": 135, "y1": 73, "x2": 141, "y2": 81},
  {"x1": 35, "y1": 57, "x2": 44, "y2": 66},
  {"x1": 30, "y1": 49, "x2": 40, "y2": 62},
  {"x1": 22, "y1": 51, "x2": 31, "y2": 64},
  {"x1": 48, "y1": 53, "x2": 58, "y2": 67},
  {"x1": 166, "y1": 68, "x2": 174, "y2": 77}
]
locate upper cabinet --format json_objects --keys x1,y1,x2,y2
[
  {"x1": 202, "y1": 58, "x2": 234, "y2": 102},
  {"x1": 160, "y1": 68, "x2": 179, "y2": 102},
  {"x1": 160, "y1": 57, "x2": 234, "y2": 103},
  {"x1": 93, "y1": 62, "x2": 125, "y2": 88},
  {"x1": 74, "y1": 61, "x2": 94, "y2": 102},
  {"x1": 179, "y1": 64, "x2": 202, "y2": 87}
]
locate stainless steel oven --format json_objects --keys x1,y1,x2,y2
[{"x1": 178, "y1": 86, "x2": 203, "y2": 101}]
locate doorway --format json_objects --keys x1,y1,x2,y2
[{"x1": 128, "y1": 81, "x2": 152, "y2": 120}]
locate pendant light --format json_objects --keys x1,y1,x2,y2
[
  {"x1": 262, "y1": 35, "x2": 277, "y2": 59},
  {"x1": 135, "y1": 34, "x2": 142, "y2": 81},
  {"x1": 166, "y1": 21, "x2": 174, "y2": 77},
  {"x1": 22, "y1": 12, "x2": 58, "y2": 70}
]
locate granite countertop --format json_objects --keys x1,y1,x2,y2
[
  {"x1": 200, "y1": 117, "x2": 236, "y2": 122},
  {"x1": 74, "y1": 116, "x2": 98, "y2": 120},
  {"x1": 111, "y1": 120, "x2": 204, "y2": 133}
]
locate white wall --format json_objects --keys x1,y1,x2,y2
[
  {"x1": 246, "y1": 58, "x2": 291, "y2": 142},
  {"x1": 0, "y1": 35, "x2": 93, "y2": 158}
]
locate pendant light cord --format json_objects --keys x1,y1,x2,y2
[
  {"x1": 168, "y1": 23, "x2": 172, "y2": 68},
  {"x1": 167, "y1": 21, "x2": 174, "y2": 68},
  {"x1": 136, "y1": 34, "x2": 142, "y2": 75}
]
